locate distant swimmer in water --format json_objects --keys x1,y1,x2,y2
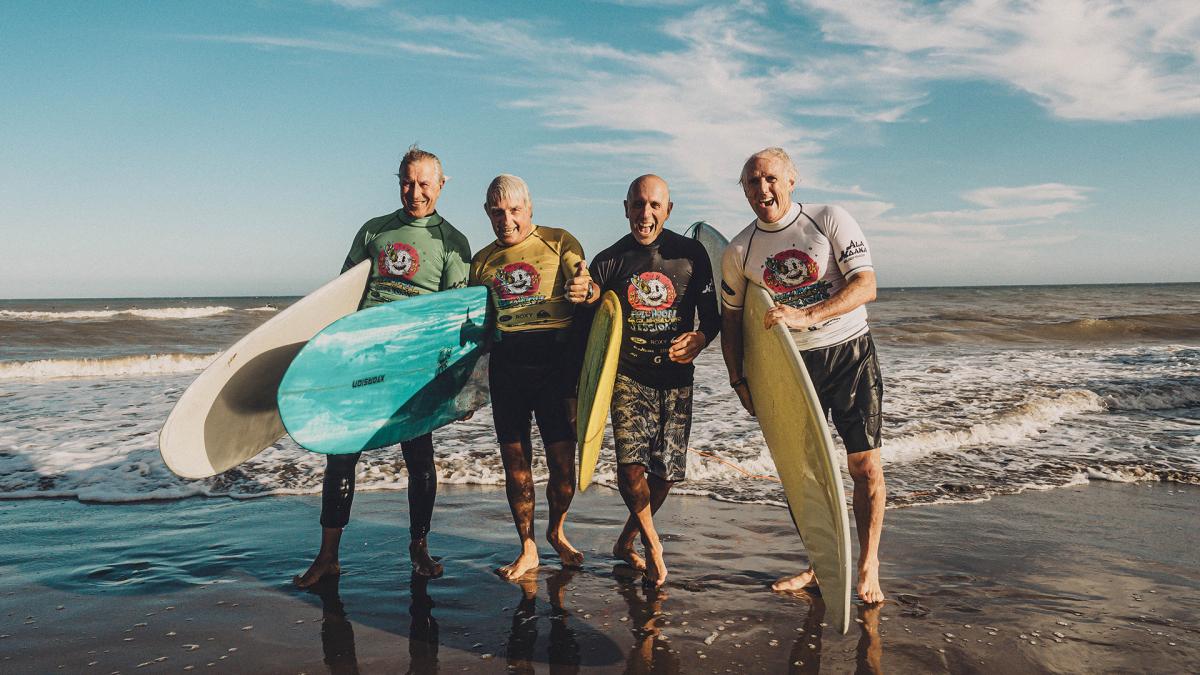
[
  {"x1": 293, "y1": 145, "x2": 473, "y2": 588},
  {"x1": 567, "y1": 174, "x2": 720, "y2": 587},
  {"x1": 719, "y1": 147, "x2": 886, "y2": 604},
  {"x1": 469, "y1": 174, "x2": 588, "y2": 579}
]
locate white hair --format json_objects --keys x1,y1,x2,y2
[
  {"x1": 739, "y1": 147, "x2": 799, "y2": 185},
  {"x1": 485, "y1": 174, "x2": 532, "y2": 209}
]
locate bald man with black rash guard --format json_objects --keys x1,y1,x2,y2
[{"x1": 566, "y1": 174, "x2": 720, "y2": 587}]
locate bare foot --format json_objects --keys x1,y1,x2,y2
[
  {"x1": 857, "y1": 559, "x2": 885, "y2": 604},
  {"x1": 293, "y1": 558, "x2": 340, "y2": 588},
  {"x1": 772, "y1": 568, "x2": 818, "y2": 593},
  {"x1": 409, "y1": 538, "x2": 444, "y2": 578},
  {"x1": 612, "y1": 540, "x2": 647, "y2": 572},
  {"x1": 547, "y1": 529, "x2": 584, "y2": 568},
  {"x1": 498, "y1": 540, "x2": 540, "y2": 580},
  {"x1": 643, "y1": 541, "x2": 667, "y2": 588}
]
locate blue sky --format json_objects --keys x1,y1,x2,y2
[{"x1": 3, "y1": 0, "x2": 1198, "y2": 298}]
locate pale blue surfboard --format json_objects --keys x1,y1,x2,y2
[
  {"x1": 684, "y1": 221, "x2": 729, "y2": 277},
  {"x1": 277, "y1": 286, "x2": 492, "y2": 454}
]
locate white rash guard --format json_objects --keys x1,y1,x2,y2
[{"x1": 721, "y1": 202, "x2": 874, "y2": 351}]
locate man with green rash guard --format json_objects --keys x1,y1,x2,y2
[{"x1": 294, "y1": 145, "x2": 472, "y2": 588}]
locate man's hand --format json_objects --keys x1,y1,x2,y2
[
  {"x1": 667, "y1": 331, "x2": 706, "y2": 364},
  {"x1": 764, "y1": 302, "x2": 815, "y2": 330},
  {"x1": 732, "y1": 380, "x2": 755, "y2": 416},
  {"x1": 566, "y1": 260, "x2": 594, "y2": 304}
]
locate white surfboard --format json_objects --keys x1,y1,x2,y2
[
  {"x1": 743, "y1": 282, "x2": 853, "y2": 634},
  {"x1": 159, "y1": 261, "x2": 371, "y2": 478}
]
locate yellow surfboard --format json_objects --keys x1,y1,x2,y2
[
  {"x1": 743, "y1": 282, "x2": 853, "y2": 634},
  {"x1": 575, "y1": 291, "x2": 622, "y2": 491}
]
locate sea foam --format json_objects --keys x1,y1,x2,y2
[{"x1": 0, "y1": 353, "x2": 217, "y2": 381}]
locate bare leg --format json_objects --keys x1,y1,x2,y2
[
  {"x1": 613, "y1": 472, "x2": 672, "y2": 572},
  {"x1": 616, "y1": 464, "x2": 667, "y2": 587},
  {"x1": 498, "y1": 437, "x2": 541, "y2": 580},
  {"x1": 544, "y1": 439, "x2": 583, "y2": 568},
  {"x1": 848, "y1": 449, "x2": 885, "y2": 604},
  {"x1": 294, "y1": 526, "x2": 343, "y2": 588}
]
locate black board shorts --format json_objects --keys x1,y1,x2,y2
[
  {"x1": 799, "y1": 332, "x2": 883, "y2": 454},
  {"x1": 488, "y1": 329, "x2": 577, "y2": 445}
]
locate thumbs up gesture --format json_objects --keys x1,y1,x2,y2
[{"x1": 567, "y1": 259, "x2": 595, "y2": 304}]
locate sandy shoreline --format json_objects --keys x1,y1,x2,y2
[{"x1": 2, "y1": 480, "x2": 1196, "y2": 673}]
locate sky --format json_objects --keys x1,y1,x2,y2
[{"x1": 3, "y1": 0, "x2": 1199, "y2": 298}]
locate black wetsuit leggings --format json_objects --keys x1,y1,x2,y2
[{"x1": 319, "y1": 432, "x2": 436, "y2": 539}]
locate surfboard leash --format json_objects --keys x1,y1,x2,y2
[{"x1": 688, "y1": 448, "x2": 782, "y2": 483}]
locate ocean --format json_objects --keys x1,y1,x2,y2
[{"x1": 2, "y1": 283, "x2": 1197, "y2": 508}]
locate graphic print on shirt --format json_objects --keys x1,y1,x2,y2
[
  {"x1": 492, "y1": 262, "x2": 543, "y2": 308},
  {"x1": 762, "y1": 249, "x2": 832, "y2": 308},
  {"x1": 378, "y1": 242, "x2": 421, "y2": 279},
  {"x1": 626, "y1": 272, "x2": 679, "y2": 333}
]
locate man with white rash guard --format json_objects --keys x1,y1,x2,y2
[{"x1": 719, "y1": 147, "x2": 886, "y2": 605}]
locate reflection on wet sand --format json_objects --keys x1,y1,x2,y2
[
  {"x1": 786, "y1": 594, "x2": 884, "y2": 674},
  {"x1": 615, "y1": 569, "x2": 679, "y2": 674},
  {"x1": 311, "y1": 573, "x2": 442, "y2": 675},
  {"x1": 408, "y1": 573, "x2": 439, "y2": 674},
  {"x1": 311, "y1": 576, "x2": 359, "y2": 675},
  {"x1": 505, "y1": 568, "x2": 582, "y2": 674}
]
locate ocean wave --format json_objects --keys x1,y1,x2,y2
[
  {"x1": 881, "y1": 389, "x2": 1106, "y2": 463},
  {"x1": 1101, "y1": 378, "x2": 1200, "y2": 411},
  {"x1": 879, "y1": 311, "x2": 1200, "y2": 346},
  {"x1": 0, "y1": 306, "x2": 237, "y2": 321},
  {"x1": 0, "y1": 353, "x2": 217, "y2": 381}
]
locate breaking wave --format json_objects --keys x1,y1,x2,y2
[{"x1": 0, "y1": 353, "x2": 217, "y2": 381}]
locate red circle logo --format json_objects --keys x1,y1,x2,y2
[
  {"x1": 762, "y1": 249, "x2": 817, "y2": 293},
  {"x1": 493, "y1": 261, "x2": 541, "y2": 299},
  {"x1": 378, "y1": 242, "x2": 420, "y2": 279},
  {"x1": 627, "y1": 272, "x2": 676, "y2": 311}
]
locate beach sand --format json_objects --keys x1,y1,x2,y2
[{"x1": 2, "y1": 481, "x2": 1196, "y2": 673}]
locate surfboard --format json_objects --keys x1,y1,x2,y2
[
  {"x1": 159, "y1": 261, "x2": 372, "y2": 479},
  {"x1": 277, "y1": 286, "x2": 491, "y2": 454},
  {"x1": 575, "y1": 290, "x2": 622, "y2": 491},
  {"x1": 743, "y1": 282, "x2": 853, "y2": 634},
  {"x1": 684, "y1": 221, "x2": 727, "y2": 281}
]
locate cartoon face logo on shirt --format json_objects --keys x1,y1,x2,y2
[
  {"x1": 762, "y1": 249, "x2": 818, "y2": 293},
  {"x1": 494, "y1": 262, "x2": 540, "y2": 299},
  {"x1": 627, "y1": 272, "x2": 676, "y2": 311},
  {"x1": 378, "y1": 242, "x2": 420, "y2": 279}
]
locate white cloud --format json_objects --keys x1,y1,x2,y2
[
  {"x1": 178, "y1": 33, "x2": 473, "y2": 59},
  {"x1": 796, "y1": 0, "x2": 1200, "y2": 121}
]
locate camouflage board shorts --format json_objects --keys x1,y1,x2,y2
[{"x1": 610, "y1": 374, "x2": 692, "y2": 481}]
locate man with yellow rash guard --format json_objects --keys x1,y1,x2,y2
[{"x1": 470, "y1": 174, "x2": 587, "y2": 580}]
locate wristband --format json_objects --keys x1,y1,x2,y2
[{"x1": 730, "y1": 377, "x2": 747, "y2": 389}]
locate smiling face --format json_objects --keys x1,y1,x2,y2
[
  {"x1": 485, "y1": 195, "x2": 534, "y2": 247},
  {"x1": 624, "y1": 175, "x2": 673, "y2": 245},
  {"x1": 741, "y1": 155, "x2": 795, "y2": 223},
  {"x1": 399, "y1": 158, "x2": 444, "y2": 219}
]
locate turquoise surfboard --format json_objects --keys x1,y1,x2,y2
[{"x1": 277, "y1": 286, "x2": 492, "y2": 454}]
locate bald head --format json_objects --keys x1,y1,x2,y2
[
  {"x1": 624, "y1": 174, "x2": 673, "y2": 245},
  {"x1": 627, "y1": 174, "x2": 670, "y2": 202}
]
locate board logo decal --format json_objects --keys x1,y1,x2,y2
[
  {"x1": 762, "y1": 249, "x2": 818, "y2": 292},
  {"x1": 378, "y1": 242, "x2": 420, "y2": 279},
  {"x1": 627, "y1": 272, "x2": 676, "y2": 311},
  {"x1": 352, "y1": 374, "x2": 386, "y2": 388}
]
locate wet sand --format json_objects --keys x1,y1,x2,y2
[{"x1": 1, "y1": 480, "x2": 1196, "y2": 673}]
